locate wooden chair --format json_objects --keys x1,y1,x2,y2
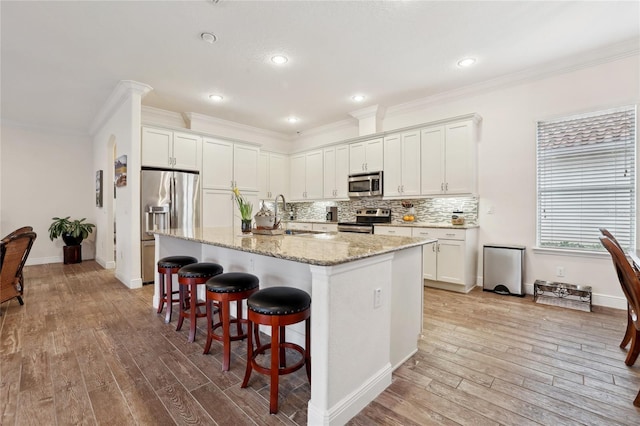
[
  {"x1": 2, "y1": 226, "x2": 34, "y2": 295},
  {"x1": 600, "y1": 235, "x2": 640, "y2": 407},
  {"x1": 600, "y1": 228, "x2": 639, "y2": 350},
  {"x1": 0, "y1": 231, "x2": 37, "y2": 308}
]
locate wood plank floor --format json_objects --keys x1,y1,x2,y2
[{"x1": 1, "y1": 261, "x2": 639, "y2": 425}]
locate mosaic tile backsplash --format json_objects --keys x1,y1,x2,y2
[{"x1": 262, "y1": 197, "x2": 478, "y2": 225}]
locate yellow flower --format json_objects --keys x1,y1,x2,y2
[{"x1": 232, "y1": 187, "x2": 253, "y2": 220}]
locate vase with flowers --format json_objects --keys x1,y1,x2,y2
[{"x1": 233, "y1": 187, "x2": 253, "y2": 233}]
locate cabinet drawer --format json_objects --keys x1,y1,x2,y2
[
  {"x1": 312, "y1": 223, "x2": 338, "y2": 232},
  {"x1": 287, "y1": 222, "x2": 313, "y2": 231},
  {"x1": 374, "y1": 226, "x2": 412, "y2": 237},
  {"x1": 412, "y1": 227, "x2": 466, "y2": 241}
]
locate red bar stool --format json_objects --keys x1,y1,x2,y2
[
  {"x1": 157, "y1": 256, "x2": 198, "y2": 323},
  {"x1": 241, "y1": 286, "x2": 311, "y2": 414},
  {"x1": 203, "y1": 272, "x2": 260, "y2": 371},
  {"x1": 176, "y1": 262, "x2": 223, "y2": 342}
]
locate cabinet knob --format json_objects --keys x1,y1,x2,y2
[
  {"x1": 432, "y1": 244, "x2": 436, "y2": 252},
  {"x1": 440, "y1": 182, "x2": 444, "y2": 191}
]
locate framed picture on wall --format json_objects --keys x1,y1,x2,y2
[
  {"x1": 96, "y1": 170, "x2": 103, "y2": 207},
  {"x1": 115, "y1": 155, "x2": 127, "y2": 187}
]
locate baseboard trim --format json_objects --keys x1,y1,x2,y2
[{"x1": 307, "y1": 363, "x2": 392, "y2": 425}]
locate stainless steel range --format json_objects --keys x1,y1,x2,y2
[{"x1": 337, "y1": 208, "x2": 391, "y2": 234}]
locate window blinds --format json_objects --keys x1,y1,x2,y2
[{"x1": 537, "y1": 106, "x2": 636, "y2": 251}]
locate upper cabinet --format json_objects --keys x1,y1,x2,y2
[
  {"x1": 202, "y1": 137, "x2": 258, "y2": 192},
  {"x1": 323, "y1": 144, "x2": 349, "y2": 199},
  {"x1": 349, "y1": 138, "x2": 383, "y2": 174},
  {"x1": 142, "y1": 126, "x2": 200, "y2": 171},
  {"x1": 420, "y1": 119, "x2": 476, "y2": 196},
  {"x1": 259, "y1": 151, "x2": 289, "y2": 200},
  {"x1": 383, "y1": 130, "x2": 421, "y2": 198},
  {"x1": 290, "y1": 150, "x2": 323, "y2": 201}
]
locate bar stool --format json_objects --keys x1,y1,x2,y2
[
  {"x1": 176, "y1": 262, "x2": 223, "y2": 342},
  {"x1": 241, "y1": 286, "x2": 311, "y2": 414},
  {"x1": 157, "y1": 256, "x2": 198, "y2": 324},
  {"x1": 203, "y1": 272, "x2": 260, "y2": 371}
]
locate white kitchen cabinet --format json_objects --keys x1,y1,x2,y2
[
  {"x1": 259, "y1": 152, "x2": 289, "y2": 200},
  {"x1": 290, "y1": 150, "x2": 323, "y2": 201},
  {"x1": 422, "y1": 241, "x2": 437, "y2": 280},
  {"x1": 349, "y1": 138, "x2": 383, "y2": 174},
  {"x1": 202, "y1": 137, "x2": 258, "y2": 192},
  {"x1": 202, "y1": 138, "x2": 233, "y2": 189},
  {"x1": 202, "y1": 189, "x2": 258, "y2": 230},
  {"x1": 323, "y1": 144, "x2": 349, "y2": 199},
  {"x1": 233, "y1": 144, "x2": 259, "y2": 192},
  {"x1": 412, "y1": 226, "x2": 478, "y2": 293},
  {"x1": 286, "y1": 221, "x2": 313, "y2": 231},
  {"x1": 374, "y1": 226, "x2": 412, "y2": 237},
  {"x1": 421, "y1": 119, "x2": 476, "y2": 195},
  {"x1": 383, "y1": 130, "x2": 421, "y2": 198},
  {"x1": 142, "y1": 126, "x2": 200, "y2": 171},
  {"x1": 312, "y1": 223, "x2": 338, "y2": 233}
]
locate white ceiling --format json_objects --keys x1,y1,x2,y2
[{"x1": 1, "y1": 1, "x2": 639, "y2": 137}]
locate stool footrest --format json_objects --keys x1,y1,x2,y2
[{"x1": 250, "y1": 342, "x2": 306, "y2": 376}]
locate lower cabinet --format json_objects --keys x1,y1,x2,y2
[
  {"x1": 312, "y1": 223, "x2": 338, "y2": 232},
  {"x1": 411, "y1": 227, "x2": 478, "y2": 293}
]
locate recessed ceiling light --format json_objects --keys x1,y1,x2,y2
[
  {"x1": 287, "y1": 116, "x2": 299, "y2": 123},
  {"x1": 457, "y1": 57, "x2": 476, "y2": 68},
  {"x1": 351, "y1": 94, "x2": 366, "y2": 102},
  {"x1": 201, "y1": 32, "x2": 217, "y2": 44},
  {"x1": 271, "y1": 55, "x2": 288, "y2": 65},
  {"x1": 209, "y1": 94, "x2": 223, "y2": 102}
]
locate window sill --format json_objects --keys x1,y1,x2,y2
[{"x1": 531, "y1": 246, "x2": 610, "y2": 259}]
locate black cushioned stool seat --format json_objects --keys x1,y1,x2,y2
[
  {"x1": 241, "y1": 286, "x2": 311, "y2": 414},
  {"x1": 204, "y1": 272, "x2": 260, "y2": 371},
  {"x1": 176, "y1": 262, "x2": 223, "y2": 342},
  {"x1": 157, "y1": 256, "x2": 198, "y2": 324}
]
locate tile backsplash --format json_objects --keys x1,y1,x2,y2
[{"x1": 263, "y1": 197, "x2": 478, "y2": 225}]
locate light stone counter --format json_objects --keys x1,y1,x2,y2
[
  {"x1": 155, "y1": 226, "x2": 429, "y2": 266},
  {"x1": 153, "y1": 226, "x2": 433, "y2": 425},
  {"x1": 376, "y1": 221, "x2": 479, "y2": 229}
]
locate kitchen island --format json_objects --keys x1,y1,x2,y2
[{"x1": 153, "y1": 227, "x2": 433, "y2": 425}]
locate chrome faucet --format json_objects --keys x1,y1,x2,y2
[{"x1": 274, "y1": 194, "x2": 286, "y2": 224}]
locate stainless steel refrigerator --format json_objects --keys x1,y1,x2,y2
[{"x1": 140, "y1": 168, "x2": 200, "y2": 283}]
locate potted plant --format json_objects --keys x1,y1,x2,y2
[{"x1": 48, "y1": 216, "x2": 95, "y2": 246}]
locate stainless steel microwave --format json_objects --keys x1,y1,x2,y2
[{"x1": 348, "y1": 171, "x2": 383, "y2": 198}]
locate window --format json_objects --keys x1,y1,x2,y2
[{"x1": 537, "y1": 106, "x2": 636, "y2": 252}]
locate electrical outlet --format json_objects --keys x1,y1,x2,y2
[
  {"x1": 556, "y1": 266, "x2": 565, "y2": 277},
  {"x1": 374, "y1": 288, "x2": 382, "y2": 308}
]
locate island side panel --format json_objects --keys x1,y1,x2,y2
[
  {"x1": 308, "y1": 254, "x2": 394, "y2": 426},
  {"x1": 390, "y1": 245, "x2": 423, "y2": 369}
]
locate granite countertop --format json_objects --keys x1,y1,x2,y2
[
  {"x1": 375, "y1": 222, "x2": 479, "y2": 229},
  {"x1": 156, "y1": 227, "x2": 434, "y2": 266}
]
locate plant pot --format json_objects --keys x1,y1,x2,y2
[
  {"x1": 241, "y1": 219, "x2": 252, "y2": 234},
  {"x1": 62, "y1": 233, "x2": 83, "y2": 246}
]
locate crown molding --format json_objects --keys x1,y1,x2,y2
[
  {"x1": 292, "y1": 118, "x2": 356, "y2": 139},
  {"x1": 184, "y1": 112, "x2": 288, "y2": 140},
  {"x1": 349, "y1": 104, "x2": 386, "y2": 120},
  {"x1": 89, "y1": 80, "x2": 152, "y2": 135},
  {"x1": 141, "y1": 106, "x2": 187, "y2": 128},
  {"x1": 387, "y1": 38, "x2": 639, "y2": 118}
]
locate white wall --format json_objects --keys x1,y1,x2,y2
[
  {"x1": 91, "y1": 81, "x2": 151, "y2": 289},
  {"x1": 0, "y1": 124, "x2": 95, "y2": 263},
  {"x1": 292, "y1": 54, "x2": 640, "y2": 308}
]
